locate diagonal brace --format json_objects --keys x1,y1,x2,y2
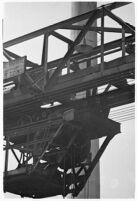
[
  {"x1": 32, "y1": 123, "x2": 64, "y2": 172},
  {"x1": 46, "y1": 9, "x2": 99, "y2": 89},
  {"x1": 104, "y1": 7, "x2": 135, "y2": 35},
  {"x1": 51, "y1": 31, "x2": 73, "y2": 45},
  {"x1": 73, "y1": 135, "x2": 114, "y2": 197},
  {"x1": 11, "y1": 148, "x2": 21, "y2": 165}
]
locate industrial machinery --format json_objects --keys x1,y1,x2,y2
[{"x1": 3, "y1": 2, "x2": 135, "y2": 198}]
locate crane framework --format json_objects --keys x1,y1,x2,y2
[{"x1": 3, "y1": 2, "x2": 135, "y2": 198}]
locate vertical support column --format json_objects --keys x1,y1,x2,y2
[
  {"x1": 122, "y1": 27, "x2": 125, "y2": 57},
  {"x1": 101, "y1": 7, "x2": 104, "y2": 74},
  {"x1": 42, "y1": 33, "x2": 49, "y2": 91},
  {"x1": 67, "y1": 44, "x2": 70, "y2": 74},
  {"x1": 23, "y1": 153, "x2": 25, "y2": 164},
  {"x1": 71, "y1": 2, "x2": 100, "y2": 199},
  {"x1": 4, "y1": 138, "x2": 9, "y2": 176}
]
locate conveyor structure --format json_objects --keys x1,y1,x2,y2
[{"x1": 3, "y1": 2, "x2": 135, "y2": 198}]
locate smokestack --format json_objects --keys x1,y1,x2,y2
[{"x1": 71, "y1": 2, "x2": 100, "y2": 198}]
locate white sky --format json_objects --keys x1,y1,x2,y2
[{"x1": 1, "y1": 0, "x2": 136, "y2": 199}]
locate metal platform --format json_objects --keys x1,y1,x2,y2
[
  {"x1": 3, "y1": 2, "x2": 135, "y2": 198},
  {"x1": 4, "y1": 165, "x2": 65, "y2": 198},
  {"x1": 4, "y1": 108, "x2": 120, "y2": 198}
]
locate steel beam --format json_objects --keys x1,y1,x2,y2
[
  {"x1": 44, "y1": 55, "x2": 134, "y2": 97},
  {"x1": 46, "y1": 9, "x2": 99, "y2": 88},
  {"x1": 11, "y1": 149, "x2": 21, "y2": 165},
  {"x1": 42, "y1": 33, "x2": 49, "y2": 89},
  {"x1": 104, "y1": 7, "x2": 135, "y2": 35},
  {"x1": 4, "y1": 84, "x2": 134, "y2": 122},
  {"x1": 101, "y1": 7, "x2": 105, "y2": 72},
  {"x1": 73, "y1": 135, "x2": 114, "y2": 196},
  {"x1": 5, "y1": 138, "x2": 64, "y2": 152},
  {"x1": 51, "y1": 31, "x2": 73, "y2": 45},
  {"x1": 4, "y1": 139, "x2": 9, "y2": 176},
  {"x1": 3, "y1": 2, "x2": 130, "y2": 48},
  {"x1": 32, "y1": 123, "x2": 64, "y2": 171},
  {"x1": 3, "y1": 35, "x2": 134, "y2": 73},
  {"x1": 45, "y1": 35, "x2": 134, "y2": 70},
  {"x1": 122, "y1": 28, "x2": 126, "y2": 57},
  {"x1": 4, "y1": 45, "x2": 134, "y2": 109},
  {"x1": 62, "y1": 25, "x2": 134, "y2": 33},
  {"x1": 5, "y1": 118, "x2": 62, "y2": 138}
]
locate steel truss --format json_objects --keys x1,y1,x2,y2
[
  {"x1": 4, "y1": 108, "x2": 120, "y2": 198},
  {"x1": 3, "y1": 2, "x2": 135, "y2": 198}
]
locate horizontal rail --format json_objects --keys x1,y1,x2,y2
[
  {"x1": 44, "y1": 55, "x2": 134, "y2": 94},
  {"x1": 28, "y1": 35, "x2": 134, "y2": 71},
  {"x1": 4, "y1": 138, "x2": 64, "y2": 151},
  {"x1": 62, "y1": 25, "x2": 133, "y2": 33},
  {"x1": 5, "y1": 118, "x2": 62, "y2": 137},
  {"x1": 4, "y1": 84, "x2": 134, "y2": 119},
  {"x1": 4, "y1": 54, "x2": 134, "y2": 109}
]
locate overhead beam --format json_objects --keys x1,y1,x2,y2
[
  {"x1": 62, "y1": 25, "x2": 133, "y2": 33},
  {"x1": 3, "y1": 2, "x2": 130, "y2": 48}
]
